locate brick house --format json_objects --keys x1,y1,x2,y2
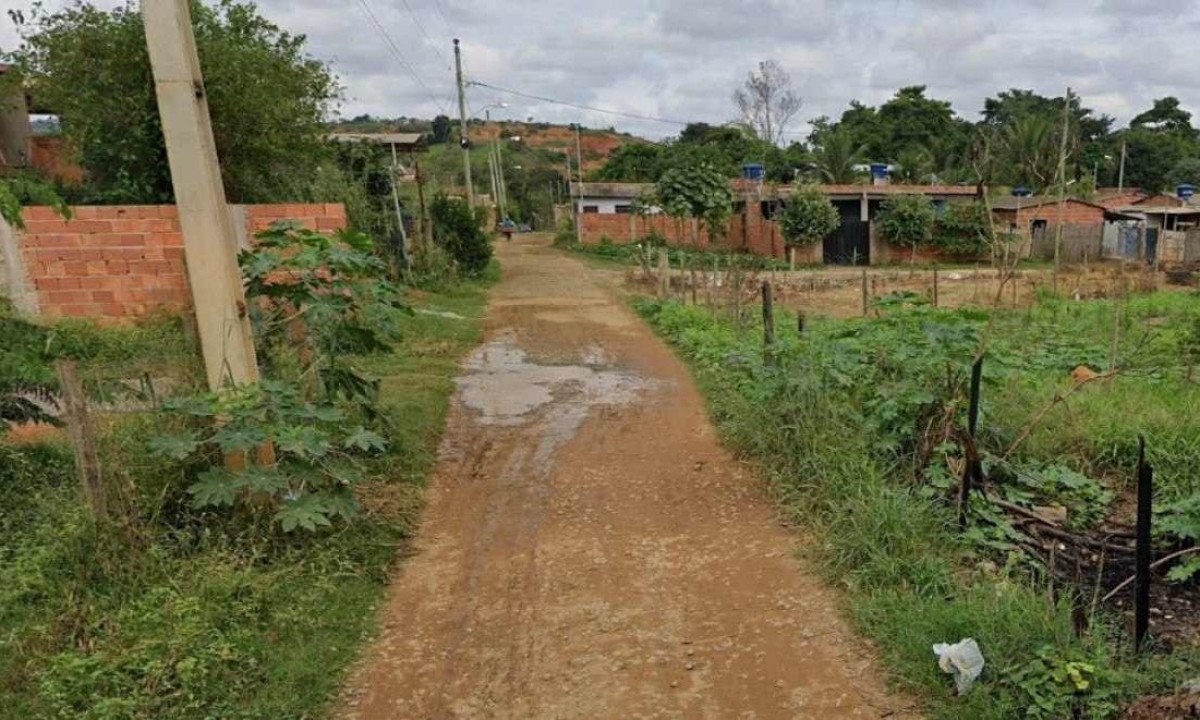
[{"x1": 568, "y1": 181, "x2": 979, "y2": 265}]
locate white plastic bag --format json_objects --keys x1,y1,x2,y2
[{"x1": 932, "y1": 638, "x2": 985, "y2": 695}]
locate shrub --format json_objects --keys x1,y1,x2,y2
[
  {"x1": 430, "y1": 194, "x2": 493, "y2": 277},
  {"x1": 932, "y1": 202, "x2": 991, "y2": 256},
  {"x1": 779, "y1": 184, "x2": 840, "y2": 247},
  {"x1": 877, "y1": 194, "x2": 936, "y2": 262}
]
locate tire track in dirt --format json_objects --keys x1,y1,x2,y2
[{"x1": 337, "y1": 235, "x2": 919, "y2": 719}]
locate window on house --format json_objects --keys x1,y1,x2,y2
[
  {"x1": 582, "y1": 205, "x2": 599, "y2": 214},
  {"x1": 614, "y1": 204, "x2": 633, "y2": 214}
]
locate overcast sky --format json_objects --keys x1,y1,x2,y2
[{"x1": 3, "y1": 0, "x2": 1199, "y2": 142}]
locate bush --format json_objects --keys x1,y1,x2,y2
[
  {"x1": 779, "y1": 184, "x2": 840, "y2": 247},
  {"x1": 932, "y1": 202, "x2": 991, "y2": 256},
  {"x1": 877, "y1": 194, "x2": 936, "y2": 261},
  {"x1": 430, "y1": 195, "x2": 492, "y2": 277}
]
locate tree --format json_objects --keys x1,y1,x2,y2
[
  {"x1": 655, "y1": 162, "x2": 733, "y2": 239},
  {"x1": 1167, "y1": 157, "x2": 1200, "y2": 188},
  {"x1": 1003, "y1": 115, "x2": 1058, "y2": 191},
  {"x1": 778, "y1": 185, "x2": 839, "y2": 268},
  {"x1": 1131, "y1": 97, "x2": 1195, "y2": 135},
  {"x1": 877, "y1": 194, "x2": 935, "y2": 266},
  {"x1": 430, "y1": 194, "x2": 492, "y2": 276},
  {"x1": 591, "y1": 143, "x2": 663, "y2": 182},
  {"x1": 732, "y1": 60, "x2": 801, "y2": 146},
  {"x1": 7, "y1": 0, "x2": 340, "y2": 203},
  {"x1": 811, "y1": 128, "x2": 866, "y2": 183},
  {"x1": 430, "y1": 114, "x2": 452, "y2": 144},
  {"x1": 655, "y1": 161, "x2": 732, "y2": 302}
]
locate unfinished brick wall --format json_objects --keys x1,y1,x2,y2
[
  {"x1": 14, "y1": 203, "x2": 345, "y2": 319},
  {"x1": 578, "y1": 200, "x2": 789, "y2": 261}
]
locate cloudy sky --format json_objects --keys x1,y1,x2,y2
[{"x1": 3, "y1": 0, "x2": 1199, "y2": 141}]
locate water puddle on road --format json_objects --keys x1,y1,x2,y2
[{"x1": 455, "y1": 335, "x2": 652, "y2": 475}]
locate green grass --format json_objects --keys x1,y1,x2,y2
[
  {"x1": 636, "y1": 295, "x2": 1198, "y2": 719},
  {"x1": 0, "y1": 266, "x2": 496, "y2": 719}
]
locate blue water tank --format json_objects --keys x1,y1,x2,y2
[
  {"x1": 1177, "y1": 183, "x2": 1195, "y2": 200},
  {"x1": 869, "y1": 163, "x2": 889, "y2": 180},
  {"x1": 741, "y1": 163, "x2": 764, "y2": 181},
  {"x1": 1012, "y1": 186, "x2": 1033, "y2": 198}
]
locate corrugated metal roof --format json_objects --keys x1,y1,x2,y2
[
  {"x1": 329, "y1": 132, "x2": 424, "y2": 146},
  {"x1": 989, "y1": 196, "x2": 1106, "y2": 211},
  {"x1": 571, "y1": 182, "x2": 979, "y2": 199}
]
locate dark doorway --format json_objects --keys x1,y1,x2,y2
[{"x1": 823, "y1": 200, "x2": 870, "y2": 265}]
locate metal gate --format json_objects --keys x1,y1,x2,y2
[{"x1": 824, "y1": 202, "x2": 870, "y2": 265}]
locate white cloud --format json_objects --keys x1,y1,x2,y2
[{"x1": 1, "y1": 0, "x2": 1197, "y2": 141}]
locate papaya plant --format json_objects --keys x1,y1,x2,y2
[{"x1": 149, "y1": 223, "x2": 407, "y2": 532}]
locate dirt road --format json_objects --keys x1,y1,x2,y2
[{"x1": 338, "y1": 235, "x2": 916, "y2": 719}]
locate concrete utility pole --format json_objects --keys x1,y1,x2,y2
[
  {"x1": 574, "y1": 123, "x2": 584, "y2": 245},
  {"x1": 495, "y1": 137, "x2": 508, "y2": 218},
  {"x1": 143, "y1": 0, "x2": 258, "y2": 390},
  {"x1": 453, "y1": 39, "x2": 474, "y2": 210}
]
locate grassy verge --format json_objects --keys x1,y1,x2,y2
[
  {"x1": 635, "y1": 295, "x2": 1197, "y2": 719},
  {"x1": 0, "y1": 265, "x2": 495, "y2": 719}
]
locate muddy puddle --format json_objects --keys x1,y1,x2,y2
[{"x1": 455, "y1": 334, "x2": 652, "y2": 475}]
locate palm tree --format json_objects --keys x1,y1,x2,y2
[
  {"x1": 1003, "y1": 115, "x2": 1057, "y2": 190},
  {"x1": 812, "y1": 129, "x2": 867, "y2": 184}
]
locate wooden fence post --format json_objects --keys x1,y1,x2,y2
[
  {"x1": 861, "y1": 268, "x2": 869, "y2": 317},
  {"x1": 761, "y1": 280, "x2": 775, "y2": 362},
  {"x1": 958, "y1": 356, "x2": 984, "y2": 529},
  {"x1": 932, "y1": 265, "x2": 939, "y2": 307},
  {"x1": 657, "y1": 248, "x2": 669, "y2": 299},
  {"x1": 1134, "y1": 435, "x2": 1153, "y2": 652},
  {"x1": 56, "y1": 360, "x2": 107, "y2": 522}
]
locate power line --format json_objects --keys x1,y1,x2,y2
[
  {"x1": 467, "y1": 80, "x2": 691, "y2": 127},
  {"x1": 430, "y1": 0, "x2": 454, "y2": 34},
  {"x1": 353, "y1": 0, "x2": 450, "y2": 112},
  {"x1": 395, "y1": 0, "x2": 452, "y2": 69}
]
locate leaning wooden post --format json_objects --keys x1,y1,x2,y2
[
  {"x1": 958, "y1": 356, "x2": 984, "y2": 529},
  {"x1": 1134, "y1": 435, "x2": 1153, "y2": 652},
  {"x1": 143, "y1": 0, "x2": 259, "y2": 391},
  {"x1": 861, "y1": 267, "x2": 870, "y2": 317},
  {"x1": 761, "y1": 280, "x2": 776, "y2": 363},
  {"x1": 56, "y1": 360, "x2": 106, "y2": 522},
  {"x1": 657, "y1": 248, "x2": 669, "y2": 299}
]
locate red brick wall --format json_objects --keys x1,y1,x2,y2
[
  {"x1": 18, "y1": 203, "x2": 345, "y2": 319},
  {"x1": 994, "y1": 201, "x2": 1106, "y2": 228},
  {"x1": 578, "y1": 201, "x2": 789, "y2": 260}
]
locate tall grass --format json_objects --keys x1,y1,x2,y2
[
  {"x1": 637, "y1": 297, "x2": 1195, "y2": 719},
  {"x1": 0, "y1": 267, "x2": 496, "y2": 719}
]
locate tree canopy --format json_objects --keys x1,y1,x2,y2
[
  {"x1": 779, "y1": 185, "x2": 839, "y2": 247},
  {"x1": 7, "y1": 0, "x2": 341, "y2": 203}
]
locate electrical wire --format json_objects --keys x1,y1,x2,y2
[
  {"x1": 430, "y1": 0, "x2": 454, "y2": 35},
  {"x1": 395, "y1": 0, "x2": 452, "y2": 69},
  {"x1": 467, "y1": 80, "x2": 690, "y2": 127},
  {"x1": 353, "y1": 0, "x2": 451, "y2": 112}
]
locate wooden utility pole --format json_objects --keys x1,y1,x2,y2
[
  {"x1": 143, "y1": 0, "x2": 259, "y2": 390},
  {"x1": 1117, "y1": 139, "x2": 1127, "y2": 192},
  {"x1": 453, "y1": 39, "x2": 474, "y2": 210},
  {"x1": 413, "y1": 154, "x2": 431, "y2": 253}
]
